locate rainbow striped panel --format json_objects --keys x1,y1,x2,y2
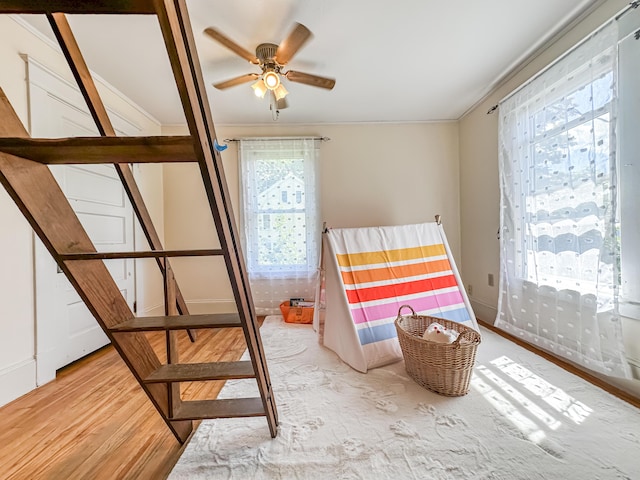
[{"x1": 335, "y1": 243, "x2": 471, "y2": 346}]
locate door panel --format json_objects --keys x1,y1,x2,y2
[
  {"x1": 65, "y1": 166, "x2": 126, "y2": 207},
  {"x1": 27, "y1": 60, "x2": 137, "y2": 384},
  {"x1": 48, "y1": 164, "x2": 135, "y2": 368}
]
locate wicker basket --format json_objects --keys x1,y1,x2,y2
[{"x1": 395, "y1": 305, "x2": 481, "y2": 396}]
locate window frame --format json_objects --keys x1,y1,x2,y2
[
  {"x1": 508, "y1": 55, "x2": 617, "y2": 296},
  {"x1": 239, "y1": 140, "x2": 321, "y2": 278}
]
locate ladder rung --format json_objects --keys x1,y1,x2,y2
[
  {"x1": 144, "y1": 361, "x2": 255, "y2": 383},
  {"x1": 110, "y1": 313, "x2": 242, "y2": 331},
  {"x1": 0, "y1": 2, "x2": 156, "y2": 14},
  {"x1": 59, "y1": 248, "x2": 224, "y2": 260},
  {"x1": 0, "y1": 136, "x2": 196, "y2": 165},
  {"x1": 172, "y1": 398, "x2": 266, "y2": 420}
]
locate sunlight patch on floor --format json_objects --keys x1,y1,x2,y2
[
  {"x1": 471, "y1": 354, "x2": 594, "y2": 449},
  {"x1": 471, "y1": 374, "x2": 548, "y2": 445},
  {"x1": 476, "y1": 364, "x2": 562, "y2": 430},
  {"x1": 490, "y1": 355, "x2": 593, "y2": 425}
]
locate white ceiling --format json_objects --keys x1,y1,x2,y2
[{"x1": 20, "y1": 0, "x2": 598, "y2": 125}]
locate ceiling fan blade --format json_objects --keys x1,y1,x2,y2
[
  {"x1": 204, "y1": 27, "x2": 259, "y2": 64},
  {"x1": 285, "y1": 70, "x2": 336, "y2": 90},
  {"x1": 275, "y1": 23, "x2": 312, "y2": 65},
  {"x1": 213, "y1": 73, "x2": 259, "y2": 90}
]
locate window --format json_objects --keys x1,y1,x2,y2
[
  {"x1": 497, "y1": 19, "x2": 631, "y2": 378},
  {"x1": 239, "y1": 138, "x2": 321, "y2": 314},
  {"x1": 522, "y1": 65, "x2": 614, "y2": 295}
]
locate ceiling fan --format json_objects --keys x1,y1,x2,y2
[{"x1": 203, "y1": 22, "x2": 336, "y2": 111}]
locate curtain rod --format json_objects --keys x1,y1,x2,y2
[
  {"x1": 223, "y1": 136, "x2": 330, "y2": 143},
  {"x1": 322, "y1": 215, "x2": 442, "y2": 234},
  {"x1": 616, "y1": 1, "x2": 638, "y2": 21},
  {"x1": 499, "y1": 19, "x2": 614, "y2": 106},
  {"x1": 499, "y1": 1, "x2": 637, "y2": 107}
]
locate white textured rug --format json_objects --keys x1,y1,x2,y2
[{"x1": 170, "y1": 316, "x2": 640, "y2": 479}]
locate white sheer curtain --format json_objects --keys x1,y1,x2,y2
[
  {"x1": 497, "y1": 20, "x2": 630, "y2": 378},
  {"x1": 239, "y1": 138, "x2": 321, "y2": 315}
]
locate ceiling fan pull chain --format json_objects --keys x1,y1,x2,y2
[{"x1": 270, "y1": 102, "x2": 279, "y2": 121}]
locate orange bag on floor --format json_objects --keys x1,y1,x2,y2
[{"x1": 280, "y1": 301, "x2": 314, "y2": 324}]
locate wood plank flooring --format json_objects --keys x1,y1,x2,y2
[
  {"x1": 0, "y1": 320, "x2": 261, "y2": 480},
  {"x1": 3, "y1": 316, "x2": 636, "y2": 480}
]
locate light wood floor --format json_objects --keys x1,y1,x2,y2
[
  {"x1": 2, "y1": 318, "x2": 637, "y2": 480},
  {"x1": 0, "y1": 321, "x2": 262, "y2": 480}
]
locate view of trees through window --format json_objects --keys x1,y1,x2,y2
[{"x1": 520, "y1": 67, "x2": 617, "y2": 295}]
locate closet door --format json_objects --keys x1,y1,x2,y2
[{"x1": 27, "y1": 58, "x2": 136, "y2": 385}]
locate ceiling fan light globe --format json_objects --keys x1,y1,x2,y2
[
  {"x1": 263, "y1": 71, "x2": 280, "y2": 90},
  {"x1": 251, "y1": 79, "x2": 267, "y2": 98},
  {"x1": 274, "y1": 84, "x2": 288, "y2": 101}
]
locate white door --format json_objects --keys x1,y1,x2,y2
[{"x1": 27, "y1": 59, "x2": 136, "y2": 385}]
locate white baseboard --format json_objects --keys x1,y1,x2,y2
[
  {"x1": 626, "y1": 356, "x2": 640, "y2": 380},
  {"x1": 469, "y1": 297, "x2": 498, "y2": 324},
  {"x1": 140, "y1": 299, "x2": 237, "y2": 316},
  {"x1": 140, "y1": 302, "x2": 165, "y2": 316},
  {"x1": 185, "y1": 299, "x2": 237, "y2": 314},
  {"x1": 36, "y1": 347, "x2": 60, "y2": 386},
  {"x1": 0, "y1": 358, "x2": 37, "y2": 408}
]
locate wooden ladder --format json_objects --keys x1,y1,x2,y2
[{"x1": 0, "y1": 0, "x2": 278, "y2": 443}]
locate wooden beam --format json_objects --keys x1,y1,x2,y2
[
  {"x1": 0, "y1": 136, "x2": 196, "y2": 164},
  {"x1": 0, "y1": 1, "x2": 155, "y2": 14},
  {"x1": 47, "y1": 12, "x2": 196, "y2": 340},
  {"x1": 143, "y1": 361, "x2": 256, "y2": 383},
  {"x1": 164, "y1": 260, "x2": 182, "y2": 418},
  {"x1": 154, "y1": 0, "x2": 278, "y2": 437},
  {"x1": 0, "y1": 87, "x2": 192, "y2": 444},
  {"x1": 110, "y1": 313, "x2": 243, "y2": 331},
  {"x1": 172, "y1": 398, "x2": 266, "y2": 420},
  {"x1": 59, "y1": 248, "x2": 224, "y2": 260}
]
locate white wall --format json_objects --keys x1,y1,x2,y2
[
  {"x1": 0, "y1": 16, "x2": 164, "y2": 406},
  {"x1": 0, "y1": 15, "x2": 63, "y2": 407},
  {"x1": 459, "y1": 0, "x2": 640, "y2": 395},
  {"x1": 132, "y1": 162, "x2": 166, "y2": 316},
  {"x1": 161, "y1": 122, "x2": 461, "y2": 313}
]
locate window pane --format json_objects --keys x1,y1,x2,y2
[
  {"x1": 240, "y1": 139, "x2": 320, "y2": 276},
  {"x1": 566, "y1": 82, "x2": 593, "y2": 124},
  {"x1": 258, "y1": 213, "x2": 308, "y2": 267},
  {"x1": 531, "y1": 132, "x2": 569, "y2": 194}
]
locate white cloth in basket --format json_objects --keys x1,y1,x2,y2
[{"x1": 422, "y1": 322, "x2": 459, "y2": 344}]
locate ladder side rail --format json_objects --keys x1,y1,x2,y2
[
  {"x1": 0, "y1": 88, "x2": 192, "y2": 443},
  {"x1": 162, "y1": 257, "x2": 182, "y2": 417},
  {"x1": 0, "y1": 1, "x2": 157, "y2": 14},
  {"x1": 153, "y1": 0, "x2": 278, "y2": 436},
  {"x1": 47, "y1": 13, "x2": 195, "y2": 339}
]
